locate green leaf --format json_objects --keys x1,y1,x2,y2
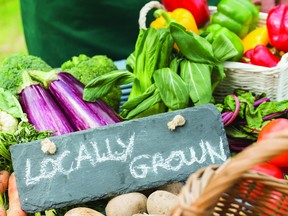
[
  {"x1": 153, "y1": 68, "x2": 189, "y2": 110},
  {"x1": 257, "y1": 100, "x2": 288, "y2": 117},
  {"x1": 170, "y1": 23, "x2": 216, "y2": 64},
  {"x1": 225, "y1": 126, "x2": 258, "y2": 140},
  {"x1": 83, "y1": 70, "x2": 135, "y2": 102},
  {"x1": 126, "y1": 52, "x2": 136, "y2": 72},
  {"x1": 0, "y1": 88, "x2": 26, "y2": 121},
  {"x1": 212, "y1": 33, "x2": 239, "y2": 62},
  {"x1": 211, "y1": 64, "x2": 226, "y2": 92},
  {"x1": 130, "y1": 27, "x2": 173, "y2": 98},
  {"x1": 169, "y1": 57, "x2": 183, "y2": 74},
  {"x1": 121, "y1": 89, "x2": 162, "y2": 119},
  {"x1": 121, "y1": 84, "x2": 156, "y2": 110},
  {"x1": 180, "y1": 60, "x2": 213, "y2": 105}
]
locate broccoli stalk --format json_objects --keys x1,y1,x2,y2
[
  {"x1": 61, "y1": 54, "x2": 121, "y2": 112},
  {"x1": 0, "y1": 53, "x2": 52, "y2": 95}
]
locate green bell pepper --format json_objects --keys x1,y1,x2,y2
[
  {"x1": 205, "y1": 24, "x2": 244, "y2": 61},
  {"x1": 211, "y1": 0, "x2": 259, "y2": 38}
]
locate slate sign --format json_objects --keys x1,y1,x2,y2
[{"x1": 10, "y1": 104, "x2": 230, "y2": 213}]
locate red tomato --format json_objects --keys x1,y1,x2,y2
[
  {"x1": 257, "y1": 118, "x2": 288, "y2": 168},
  {"x1": 251, "y1": 163, "x2": 284, "y2": 179}
]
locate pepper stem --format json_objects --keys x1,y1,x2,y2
[{"x1": 153, "y1": 9, "x2": 175, "y2": 25}]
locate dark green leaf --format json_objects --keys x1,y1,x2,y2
[
  {"x1": 121, "y1": 89, "x2": 162, "y2": 119},
  {"x1": 169, "y1": 57, "x2": 183, "y2": 74},
  {"x1": 225, "y1": 125, "x2": 258, "y2": 140},
  {"x1": 211, "y1": 64, "x2": 226, "y2": 92},
  {"x1": 121, "y1": 84, "x2": 156, "y2": 110},
  {"x1": 170, "y1": 23, "x2": 216, "y2": 64},
  {"x1": 153, "y1": 67, "x2": 189, "y2": 110},
  {"x1": 180, "y1": 60, "x2": 213, "y2": 105},
  {"x1": 126, "y1": 52, "x2": 136, "y2": 72},
  {"x1": 83, "y1": 70, "x2": 135, "y2": 102}
]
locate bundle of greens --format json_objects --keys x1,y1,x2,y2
[
  {"x1": 216, "y1": 89, "x2": 288, "y2": 153},
  {"x1": 83, "y1": 22, "x2": 239, "y2": 119}
]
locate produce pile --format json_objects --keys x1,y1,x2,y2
[{"x1": 0, "y1": 0, "x2": 288, "y2": 215}]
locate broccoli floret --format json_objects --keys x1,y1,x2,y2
[
  {"x1": 61, "y1": 54, "x2": 121, "y2": 112},
  {"x1": 0, "y1": 53, "x2": 52, "y2": 95}
]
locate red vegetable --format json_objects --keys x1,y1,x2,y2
[
  {"x1": 251, "y1": 163, "x2": 284, "y2": 179},
  {"x1": 257, "y1": 118, "x2": 288, "y2": 168},
  {"x1": 241, "y1": 45, "x2": 280, "y2": 67},
  {"x1": 19, "y1": 71, "x2": 75, "y2": 136},
  {"x1": 267, "y1": 4, "x2": 288, "y2": 52},
  {"x1": 161, "y1": 0, "x2": 210, "y2": 27}
]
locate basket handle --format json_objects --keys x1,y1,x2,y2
[
  {"x1": 138, "y1": 1, "x2": 165, "y2": 30},
  {"x1": 181, "y1": 129, "x2": 288, "y2": 212}
]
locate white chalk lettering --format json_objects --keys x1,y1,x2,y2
[
  {"x1": 129, "y1": 138, "x2": 227, "y2": 179},
  {"x1": 75, "y1": 142, "x2": 96, "y2": 169},
  {"x1": 25, "y1": 133, "x2": 227, "y2": 186},
  {"x1": 25, "y1": 133, "x2": 136, "y2": 186},
  {"x1": 129, "y1": 155, "x2": 151, "y2": 178},
  {"x1": 25, "y1": 150, "x2": 71, "y2": 186},
  {"x1": 205, "y1": 137, "x2": 227, "y2": 163}
]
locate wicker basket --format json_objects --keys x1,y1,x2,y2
[
  {"x1": 208, "y1": 6, "x2": 288, "y2": 102},
  {"x1": 170, "y1": 130, "x2": 288, "y2": 216},
  {"x1": 138, "y1": 2, "x2": 288, "y2": 103}
]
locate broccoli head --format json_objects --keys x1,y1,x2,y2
[
  {"x1": 0, "y1": 53, "x2": 52, "y2": 95},
  {"x1": 61, "y1": 54, "x2": 121, "y2": 112}
]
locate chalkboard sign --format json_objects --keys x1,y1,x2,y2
[{"x1": 10, "y1": 104, "x2": 230, "y2": 213}]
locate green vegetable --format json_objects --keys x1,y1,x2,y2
[
  {"x1": 0, "y1": 88, "x2": 27, "y2": 134},
  {"x1": 216, "y1": 89, "x2": 288, "y2": 151},
  {"x1": 61, "y1": 54, "x2": 122, "y2": 112},
  {"x1": 211, "y1": 0, "x2": 259, "y2": 38},
  {"x1": 84, "y1": 22, "x2": 240, "y2": 120},
  {"x1": 204, "y1": 24, "x2": 244, "y2": 62},
  {"x1": 170, "y1": 22, "x2": 238, "y2": 105},
  {"x1": 84, "y1": 27, "x2": 174, "y2": 118},
  {"x1": 0, "y1": 121, "x2": 54, "y2": 173},
  {"x1": 0, "y1": 53, "x2": 52, "y2": 95}
]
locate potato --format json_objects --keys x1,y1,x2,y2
[
  {"x1": 105, "y1": 192, "x2": 147, "y2": 216},
  {"x1": 158, "y1": 182, "x2": 183, "y2": 195},
  {"x1": 64, "y1": 207, "x2": 104, "y2": 216},
  {"x1": 133, "y1": 214, "x2": 164, "y2": 216},
  {"x1": 147, "y1": 190, "x2": 179, "y2": 215}
]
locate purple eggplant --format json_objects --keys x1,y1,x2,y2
[
  {"x1": 19, "y1": 71, "x2": 75, "y2": 136},
  {"x1": 29, "y1": 70, "x2": 122, "y2": 131},
  {"x1": 57, "y1": 72, "x2": 122, "y2": 124}
]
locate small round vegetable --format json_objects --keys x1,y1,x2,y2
[
  {"x1": 105, "y1": 192, "x2": 147, "y2": 216},
  {"x1": 158, "y1": 182, "x2": 183, "y2": 195},
  {"x1": 147, "y1": 190, "x2": 179, "y2": 215},
  {"x1": 64, "y1": 207, "x2": 104, "y2": 216},
  {"x1": 257, "y1": 118, "x2": 288, "y2": 167},
  {"x1": 133, "y1": 214, "x2": 164, "y2": 216}
]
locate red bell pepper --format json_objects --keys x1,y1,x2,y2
[
  {"x1": 241, "y1": 45, "x2": 280, "y2": 67},
  {"x1": 267, "y1": 4, "x2": 288, "y2": 52},
  {"x1": 160, "y1": 0, "x2": 210, "y2": 28},
  {"x1": 251, "y1": 163, "x2": 284, "y2": 179}
]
